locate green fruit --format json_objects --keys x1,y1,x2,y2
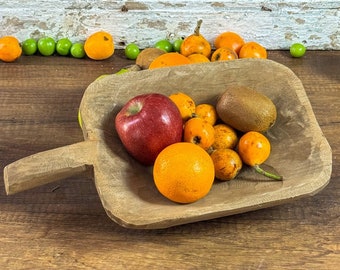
[
  {"x1": 56, "y1": 38, "x2": 73, "y2": 56},
  {"x1": 78, "y1": 109, "x2": 83, "y2": 129},
  {"x1": 155, "y1": 39, "x2": 173, "y2": 52},
  {"x1": 173, "y1": 38, "x2": 184, "y2": 52},
  {"x1": 115, "y1": 68, "x2": 129, "y2": 74},
  {"x1": 21, "y1": 38, "x2": 38, "y2": 55},
  {"x1": 95, "y1": 74, "x2": 110, "y2": 80},
  {"x1": 70, "y1": 43, "x2": 85, "y2": 58},
  {"x1": 37, "y1": 37, "x2": 56, "y2": 56},
  {"x1": 290, "y1": 43, "x2": 306, "y2": 58},
  {"x1": 125, "y1": 43, "x2": 140, "y2": 60}
]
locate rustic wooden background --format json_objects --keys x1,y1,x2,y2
[{"x1": 1, "y1": 0, "x2": 339, "y2": 49}]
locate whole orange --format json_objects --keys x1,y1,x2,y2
[
  {"x1": 84, "y1": 31, "x2": 114, "y2": 60},
  {"x1": 153, "y1": 142, "x2": 215, "y2": 204},
  {"x1": 214, "y1": 31, "x2": 245, "y2": 54},
  {"x1": 0, "y1": 36, "x2": 22, "y2": 62},
  {"x1": 187, "y1": 53, "x2": 210, "y2": 64},
  {"x1": 149, "y1": 52, "x2": 190, "y2": 69}
]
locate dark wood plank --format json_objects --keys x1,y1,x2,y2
[{"x1": 0, "y1": 51, "x2": 339, "y2": 269}]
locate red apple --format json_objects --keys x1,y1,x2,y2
[{"x1": 115, "y1": 93, "x2": 183, "y2": 166}]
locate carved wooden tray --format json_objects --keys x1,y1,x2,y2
[{"x1": 4, "y1": 59, "x2": 332, "y2": 229}]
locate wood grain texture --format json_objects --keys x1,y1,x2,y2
[
  {"x1": 0, "y1": 0, "x2": 339, "y2": 49},
  {"x1": 0, "y1": 51, "x2": 339, "y2": 268}
]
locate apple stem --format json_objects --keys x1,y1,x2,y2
[
  {"x1": 127, "y1": 102, "x2": 142, "y2": 115},
  {"x1": 254, "y1": 164, "x2": 283, "y2": 181},
  {"x1": 194, "y1": 20, "x2": 203, "y2": 36}
]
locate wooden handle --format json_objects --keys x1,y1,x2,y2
[{"x1": 3, "y1": 141, "x2": 95, "y2": 195}]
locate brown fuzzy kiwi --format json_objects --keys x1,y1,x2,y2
[
  {"x1": 216, "y1": 86, "x2": 277, "y2": 133},
  {"x1": 136, "y1": 48, "x2": 166, "y2": 69}
]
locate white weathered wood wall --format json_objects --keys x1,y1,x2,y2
[{"x1": 1, "y1": 0, "x2": 339, "y2": 50}]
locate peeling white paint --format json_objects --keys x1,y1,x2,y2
[{"x1": 0, "y1": 0, "x2": 339, "y2": 49}]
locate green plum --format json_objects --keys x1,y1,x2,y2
[
  {"x1": 37, "y1": 37, "x2": 56, "y2": 56},
  {"x1": 70, "y1": 43, "x2": 85, "y2": 58},
  {"x1": 155, "y1": 39, "x2": 173, "y2": 53},
  {"x1": 125, "y1": 43, "x2": 140, "y2": 60},
  {"x1": 21, "y1": 38, "x2": 38, "y2": 55},
  {"x1": 56, "y1": 38, "x2": 73, "y2": 56},
  {"x1": 173, "y1": 38, "x2": 184, "y2": 53},
  {"x1": 290, "y1": 43, "x2": 306, "y2": 58}
]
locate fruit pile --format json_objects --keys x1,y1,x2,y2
[
  {"x1": 0, "y1": 30, "x2": 114, "y2": 62},
  {"x1": 114, "y1": 87, "x2": 282, "y2": 204},
  {"x1": 132, "y1": 19, "x2": 306, "y2": 69},
  {"x1": 131, "y1": 20, "x2": 269, "y2": 70},
  {"x1": 1, "y1": 19, "x2": 306, "y2": 63}
]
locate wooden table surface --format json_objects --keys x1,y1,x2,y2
[{"x1": 0, "y1": 51, "x2": 339, "y2": 269}]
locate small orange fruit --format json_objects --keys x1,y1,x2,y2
[
  {"x1": 214, "y1": 31, "x2": 245, "y2": 55},
  {"x1": 211, "y1": 47, "x2": 238, "y2": 62},
  {"x1": 84, "y1": 31, "x2": 114, "y2": 60},
  {"x1": 237, "y1": 131, "x2": 282, "y2": 180},
  {"x1": 180, "y1": 20, "x2": 211, "y2": 58},
  {"x1": 195, "y1": 103, "x2": 218, "y2": 125},
  {"x1": 239, "y1": 41, "x2": 267, "y2": 59},
  {"x1": 153, "y1": 142, "x2": 215, "y2": 204},
  {"x1": 169, "y1": 92, "x2": 196, "y2": 122},
  {"x1": 183, "y1": 117, "x2": 215, "y2": 150},
  {"x1": 187, "y1": 53, "x2": 210, "y2": 64},
  {"x1": 237, "y1": 131, "x2": 270, "y2": 166},
  {"x1": 149, "y1": 52, "x2": 190, "y2": 69},
  {"x1": 212, "y1": 124, "x2": 238, "y2": 150},
  {"x1": 210, "y1": 148, "x2": 242, "y2": 181},
  {"x1": 0, "y1": 36, "x2": 22, "y2": 62}
]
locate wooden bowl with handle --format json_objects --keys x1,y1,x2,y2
[{"x1": 4, "y1": 59, "x2": 332, "y2": 229}]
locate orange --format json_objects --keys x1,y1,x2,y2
[
  {"x1": 214, "y1": 31, "x2": 245, "y2": 54},
  {"x1": 153, "y1": 142, "x2": 215, "y2": 203},
  {"x1": 169, "y1": 92, "x2": 196, "y2": 122},
  {"x1": 84, "y1": 31, "x2": 114, "y2": 60},
  {"x1": 195, "y1": 103, "x2": 218, "y2": 125},
  {"x1": 210, "y1": 148, "x2": 242, "y2": 181},
  {"x1": 0, "y1": 36, "x2": 22, "y2": 62},
  {"x1": 212, "y1": 124, "x2": 238, "y2": 150},
  {"x1": 211, "y1": 47, "x2": 238, "y2": 62},
  {"x1": 237, "y1": 131, "x2": 270, "y2": 166},
  {"x1": 183, "y1": 117, "x2": 215, "y2": 150},
  {"x1": 239, "y1": 41, "x2": 267, "y2": 59},
  {"x1": 187, "y1": 53, "x2": 210, "y2": 64},
  {"x1": 180, "y1": 20, "x2": 211, "y2": 58},
  {"x1": 149, "y1": 52, "x2": 190, "y2": 69}
]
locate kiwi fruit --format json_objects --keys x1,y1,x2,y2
[
  {"x1": 216, "y1": 86, "x2": 277, "y2": 132},
  {"x1": 136, "y1": 48, "x2": 166, "y2": 69}
]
